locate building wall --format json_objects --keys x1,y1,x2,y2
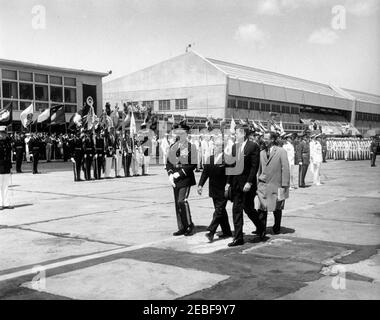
[
  {"x1": 0, "y1": 62, "x2": 105, "y2": 124},
  {"x1": 103, "y1": 51, "x2": 228, "y2": 118}
]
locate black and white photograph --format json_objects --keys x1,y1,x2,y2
[{"x1": 0, "y1": 0, "x2": 379, "y2": 309}]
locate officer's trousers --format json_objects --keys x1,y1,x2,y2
[
  {"x1": 94, "y1": 155, "x2": 104, "y2": 179},
  {"x1": 46, "y1": 143, "x2": 52, "y2": 162},
  {"x1": 312, "y1": 162, "x2": 321, "y2": 185},
  {"x1": 115, "y1": 149, "x2": 123, "y2": 176},
  {"x1": 173, "y1": 187, "x2": 193, "y2": 231},
  {"x1": 104, "y1": 157, "x2": 113, "y2": 178},
  {"x1": 84, "y1": 155, "x2": 93, "y2": 180},
  {"x1": 0, "y1": 174, "x2": 11, "y2": 207},
  {"x1": 16, "y1": 150, "x2": 23, "y2": 172},
  {"x1": 32, "y1": 152, "x2": 39, "y2": 174},
  {"x1": 371, "y1": 153, "x2": 377, "y2": 166},
  {"x1": 143, "y1": 155, "x2": 150, "y2": 175},
  {"x1": 299, "y1": 163, "x2": 309, "y2": 187}
]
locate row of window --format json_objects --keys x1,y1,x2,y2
[
  {"x1": 1, "y1": 99, "x2": 77, "y2": 113},
  {"x1": 356, "y1": 112, "x2": 380, "y2": 122},
  {"x1": 228, "y1": 97, "x2": 300, "y2": 115},
  {"x1": 1, "y1": 69, "x2": 76, "y2": 86}
]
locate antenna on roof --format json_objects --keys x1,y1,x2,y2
[{"x1": 186, "y1": 43, "x2": 195, "y2": 52}]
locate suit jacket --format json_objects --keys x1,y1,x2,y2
[
  {"x1": 198, "y1": 155, "x2": 227, "y2": 198},
  {"x1": 257, "y1": 146, "x2": 290, "y2": 212},
  {"x1": 166, "y1": 141, "x2": 197, "y2": 189},
  {"x1": 226, "y1": 140, "x2": 260, "y2": 192}
]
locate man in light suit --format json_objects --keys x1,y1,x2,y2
[
  {"x1": 310, "y1": 133, "x2": 323, "y2": 186},
  {"x1": 225, "y1": 125, "x2": 261, "y2": 246},
  {"x1": 282, "y1": 134, "x2": 296, "y2": 189},
  {"x1": 257, "y1": 132, "x2": 290, "y2": 236}
]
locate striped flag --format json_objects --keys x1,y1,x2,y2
[
  {"x1": 37, "y1": 108, "x2": 50, "y2": 123},
  {"x1": 20, "y1": 103, "x2": 34, "y2": 128},
  {"x1": 130, "y1": 111, "x2": 136, "y2": 135},
  {"x1": 0, "y1": 102, "x2": 13, "y2": 125}
]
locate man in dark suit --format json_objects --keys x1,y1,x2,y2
[
  {"x1": 370, "y1": 136, "x2": 377, "y2": 167},
  {"x1": 225, "y1": 125, "x2": 261, "y2": 246},
  {"x1": 28, "y1": 134, "x2": 41, "y2": 174},
  {"x1": 197, "y1": 135, "x2": 232, "y2": 242},
  {"x1": 166, "y1": 122, "x2": 197, "y2": 236}
]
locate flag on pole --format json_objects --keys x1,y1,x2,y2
[
  {"x1": 20, "y1": 103, "x2": 34, "y2": 128},
  {"x1": 0, "y1": 102, "x2": 13, "y2": 125},
  {"x1": 168, "y1": 114, "x2": 175, "y2": 124},
  {"x1": 50, "y1": 105, "x2": 65, "y2": 125},
  {"x1": 230, "y1": 117, "x2": 236, "y2": 134},
  {"x1": 86, "y1": 105, "x2": 96, "y2": 130},
  {"x1": 37, "y1": 108, "x2": 50, "y2": 123},
  {"x1": 129, "y1": 111, "x2": 136, "y2": 135}
]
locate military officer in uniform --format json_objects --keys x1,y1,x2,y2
[
  {"x1": 104, "y1": 129, "x2": 116, "y2": 178},
  {"x1": 122, "y1": 132, "x2": 133, "y2": 177},
  {"x1": 70, "y1": 132, "x2": 85, "y2": 182},
  {"x1": 13, "y1": 133, "x2": 25, "y2": 173},
  {"x1": 297, "y1": 132, "x2": 310, "y2": 188},
  {"x1": 114, "y1": 131, "x2": 123, "y2": 178},
  {"x1": 0, "y1": 126, "x2": 13, "y2": 210},
  {"x1": 166, "y1": 121, "x2": 197, "y2": 236},
  {"x1": 83, "y1": 132, "x2": 95, "y2": 180},
  {"x1": 94, "y1": 129, "x2": 105, "y2": 180},
  {"x1": 28, "y1": 133, "x2": 41, "y2": 174}
]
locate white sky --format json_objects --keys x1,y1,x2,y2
[{"x1": 0, "y1": 0, "x2": 379, "y2": 94}]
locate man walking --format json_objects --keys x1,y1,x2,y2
[
  {"x1": 198, "y1": 134, "x2": 232, "y2": 242},
  {"x1": 225, "y1": 125, "x2": 261, "y2": 246},
  {"x1": 166, "y1": 122, "x2": 197, "y2": 236},
  {"x1": 257, "y1": 132, "x2": 290, "y2": 235}
]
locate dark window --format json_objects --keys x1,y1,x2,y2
[
  {"x1": 35, "y1": 85, "x2": 48, "y2": 101},
  {"x1": 2, "y1": 100, "x2": 18, "y2": 110},
  {"x1": 20, "y1": 101, "x2": 32, "y2": 110},
  {"x1": 261, "y1": 103, "x2": 270, "y2": 112},
  {"x1": 35, "y1": 73, "x2": 48, "y2": 83},
  {"x1": 65, "y1": 105, "x2": 77, "y2": 113},
  {"x1": 20, "y1": 83, "x2": 33, "y2": 100},
  {"x1": 228, "y1": 98, "x2": 236, "y2": 109},
  {"x1": 2, "y1": 81, "x2": 18, "y2": 98},
  {"x1": 237, "y1": 100, "x2": 248, "y2": 109},
  {"x1": 175, "y1": 99, "x2": 187, "y2": 110},
  {"x1": 64, "y1": 87, "x2": 77, "y2": 103},
  {"x1": 159, "y1": 100, "x2": 170, "y2": 111},
  {"x1": 50, "y1": 86, "x2": 63, "y2": 102},
  {"x1": 2, "y1": 69, "x2": 17, "y2": 80},
  {"x1": 142, "y1": 101, "x2": 154, "y2": 110},
  {"x1": 272, "y1": 104, "x2": 281, "y2": 113},
  {"x1": 282, "y1": 105, "x2": 290, "y2": 114},
  {"x1": 50, "y1": 76, "x2": 62, "y2": 85},
  {"x1": 64, "y1": 77, "x2": 76, "y2": 86},
  {"x1": 19, "y1": 72, "x2": 33, "y2": 82}
]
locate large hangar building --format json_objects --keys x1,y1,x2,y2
[{"x1": 103, "y1": 51, "x2": 380, "y2": 134}]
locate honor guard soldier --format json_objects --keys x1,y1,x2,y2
[
  {"x1": 166, "y1": 121, "x2": 197, "y2": 237},
  {"x1": 104, "y1": 129, "x2": 116, "y2": 178},
  {"x1": 114, "y1": 131, "x2": 123, "y2": 178},
  {"x1": 94, "y1": 129, "x2": 105, "y2": 179},
  {"x1": 0, "y1": 126, "x2": 13, "y2": 210},
  {"x1": 122, "y1": 132, "x2": 133, "y2": 177},
  {"x1": 83, "y1": 132, "x2": 95, "y2": 180},
  {"x1": 13, "y1": 133, "x2": 25, "y2": 173},
  {"x1": 138, "y1": 123, "x2": 150, "y2": 175},
  {"x1": 70, "y1": 131, "x2": 85, "y2": 182},
  {"x1": 28, "y1": 133, "x2": 41, "y2": 174}
]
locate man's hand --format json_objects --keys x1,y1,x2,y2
[
  {"x1": 197, "y1": 186, "x2": 203, "y2": 195},
  {"x1": 225, "y1": 183, "x2": 230, "y2": 192},
  {"x1": 168, "y1": 174, "x2": 176, "y2": 188},
  {"x1": 173, "y1": 172, "x2": 180, "y2": 179},
  {"x1": 243, "y1": 182, "x2": 252, "y2": 192},
  {"x1": 70, "y1": 157, "x2": 75, "y2": 163}
]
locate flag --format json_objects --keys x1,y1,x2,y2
[
  {"x1": 37, "y1": 108, "x2": 50, "y2": 123},
  {"x1": 86, "y1": 105, "x2": 96, "y2": 130},
  {"x1": 230, "y1": 117, "x2": 236, "y2": 134},
  {"x1": 20, "y1": 103, "x2": 34, "y2": 128},
  {"x1": 168, "y1": 114, "x2": 175, "y2": 124},
  {"x1": 50, "y1": 105, "x2": 65, "y2": 125},
  {"x1": 130, "y1": 110, "x2": 136, "y2": 135},
  {"x1": 110, "y1": 106, "x2": 119, "y2": 127},
  {"x1": 0, "y1": 102, "x2": 13, "y2": 125}
]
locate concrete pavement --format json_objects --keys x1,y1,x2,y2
[{"x1": 0, "y1": 160, "x2": 379, "y2": 299}]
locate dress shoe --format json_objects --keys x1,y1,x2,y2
[
  {"x1": 228, "y1": 239, "x2": 244, "y2": 247},
  {"x1": 259, "y1": 230, "x2": 267, "y2": 241},
  {"x1": 272, "y1": 227, "x2": 281, "y2": 235},
  {"x1": 184, "y1": 223, "x2": 194, "y2": 236},
  {"x1": 205, "y1": 232, "x2": 214, "y2": 242},
  {"x1": 3, "y1": 206, "x2": 14, "y2": 210},
  {"x1": 173, "y1": 229, "x2": 186, "y2": 236}
]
